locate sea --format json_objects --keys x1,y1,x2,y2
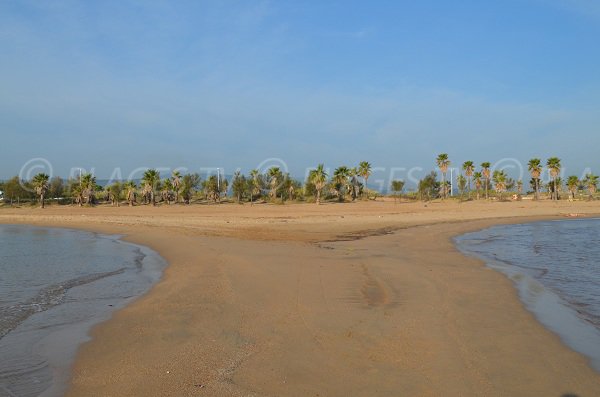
[
  {"x1": 455, "y1": 218, "x2": 600, "y2": 372},
  {"x1": 0, "y1": 225, "x2": 166, "y2": 397}
]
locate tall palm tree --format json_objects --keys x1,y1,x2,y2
[
  {"x1": 583, "y1": 173, "x2": 598, "y2": 201},
  {"x1": 546, "y1": 157, "x2": 561, "y2": 200},
  {"x1": 462, "y1": 161, "x2": 474, "y2": 197},
  {"x1": 31, "y1": 173, "x2": 49, "y2": 208},
  {"x1": 528, "y1": 158, "x2": 542, "y2": 200},
  {"x1": 124, "y1": 181, "x2": 137, "y2": 206},
  {"x1": 142, "y1": 169, "x2": 161, "y2": 206},
  {"x1": 457, "y1": 174, "x2": 467, "y2": 200},
  {"x1": 172, "y1": 171, "x2": 182, "y2": 204},
  {"x1": 436, "y1": 154, "x2": 450, "y2": 199},
  {"x1": 249, "y1": 169, "x2": 261, "y2": 205},
  {"x1": 473, "y1": 171, "x2": 483, "y2": 200},
  {"x1": 358, "y1": 161, "x2": 372, "y2": 199},
  {"x1": 80, "y1": 173, "x2": 97, "y2": 205},
  {"x1": 493, "y1": 170, "x2": 507, "y2": 201},
  {"x1": 333, "y1": 166, "x2": 350, "y2": 201},
  {"x1": 349, "y1": 167, "x2": 360, "y2": 201},
  {"x1": 267, "y1": 167, "x2": 282, "y2": 200},
  {"x1": 309, "y1": 164, "x2": 328, "y2": 205},
  {"x1": 481, "y1": 162, "x2": 491, "y2": 200},
  {"x1": 566, "y1": 176, "x2": 579, "y2": 201}
]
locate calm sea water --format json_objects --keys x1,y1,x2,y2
[
  {"x1": 0, "y1": 225, "x2": 165, "y2": 397},
  {"x1": 455, "y1": 218, "x2": 600, "y2": 371}
]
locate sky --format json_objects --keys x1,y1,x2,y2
[{"x1": 1, "y1": 0, "x2": 599, "y2": 185}]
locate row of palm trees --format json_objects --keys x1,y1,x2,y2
[
  {"x1": 25, "y1": 162, "x2": 373, "y2": 208},
  {"x1": 23, "y1": 156, "x2": 599, "y2": 208},
  {"x1": 436, "y1": 154, "x2": 598, "y2": 201}
]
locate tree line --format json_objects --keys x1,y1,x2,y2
[
  {"x1": 430, "y1": 154, "x2": 598, "y2": 201},
  {"x1": 2, "y1": 156, "x2": 597, "y2": 208},
  {"x1": 0, "y1": 162, "x2": 377, "y2": 208}
]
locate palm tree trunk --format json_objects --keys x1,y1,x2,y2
[
  {"x1": 40, "y1": 193, "x2": 45, "y2": 208},
  {"x1": 316, "y1": 189, "x2": 321, "y2": 205},
  {"x1": 441, "y1": 173, "x2": 446, "y2": 199}
]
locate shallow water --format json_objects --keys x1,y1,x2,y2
[
  {"x1": 455, "y1": 218, "x2": 600, "y2": 371},
  {"x1": 0, "y1": 225, "x2": 165, "y2": 397}
]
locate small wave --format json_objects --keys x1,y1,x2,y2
[{"x1": 0, "y1": 269, "x2": 125, "y2": 340}]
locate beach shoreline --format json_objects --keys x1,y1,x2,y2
[{"x1": 2, "y1": 200, "x2": 600, "y2": 396}]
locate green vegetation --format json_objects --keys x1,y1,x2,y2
[
  {"x1": 390, "y1": 180, "x2": 405, "y2": 203},
  {"x1": 528, "y1": 158, "x2": 542, "y2": 200},
  {"x1": 31, "y1": 173, "x2": 49, "y2": 208},
  {"x1": 436, "y1": 154, "x2": 450, "y2": 199},
  {"x1": 462, "y1": 161, "x2": 474, "y2": 195},
  {"x1": 418, "y1": 172, "x2": 440, "y2": 202},
  {"x1": 481, "y1": 162, "x2": 491, "y2": 200},
  {"x1": 546, "y1": 157, "x2": 562, "y2": 201},
  {"x1": 309, "y1": 164, "x2": 328, "y2": 205},
  {"x1": 358, "y1": 161, "x2": 372, "y2": 199},
  {"x1": 4, "y1": 155, "x2": 598, "y2": 209}
]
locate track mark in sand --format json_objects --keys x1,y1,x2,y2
[
  {"x1": 295, "y1": 265, "x2": 325, "y2": 349},
  {"x1": 360, "y1": 264, "x2": 390, "y2": 307},
  {"x1": 210, "y1": 344, "x2": 262, "y2": 397}
]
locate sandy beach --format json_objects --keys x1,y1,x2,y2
[{"x1": 2, "y1": 200, "x2": 600, "y2": 396}]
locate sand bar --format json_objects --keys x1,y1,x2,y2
[{"x1": 2, "y1": 200, "x2": 600, "y2": 396}]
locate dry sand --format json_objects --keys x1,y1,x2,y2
[{"x1": 2, "y1": 199, "x2": 600, "y2": 396}]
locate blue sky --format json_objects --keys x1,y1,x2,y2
[{"x1": 1, "y1": 0, "x2": 599, "y2": 183}]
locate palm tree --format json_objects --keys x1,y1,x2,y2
[
  {"x1": 457, "y1": 174, "x2": 467, "y2": 200},
  {"x1": 333, "y1": 166, "x2": 350, "y2": 201},
  {"x1": 436, "y1": 154, "x2": 450, "y2": 199},
  {"x1": 231, "y1": 171, "x2": 246, "y2": 203},
  {"x1": 309, "y1": 164, "x2": 328, "y2": 205},
  {"x1": 282, "y1": 174, "x2": 299, "y2": 202},
  {"x1": 566, "y1": 176, "x2": 579, "y2": 201},
  {"x1": 358, "y1": 161, "x2": 372, "y2": 199},
  {"x1": 493, "y1": 170, "x2": 507, "y2": 201},
  {"x1": 267, "y1": 167, "x2": 282, "y2": 200},
  {"x1": 528, "y1": 158, "x2": 542, "y2": 200},
  {"x1": 31, "y1": 173, "x2": 49, "y2": 208},
  {"x1": 473, "y1": 171, "x2": 483, "y2": 200},
  {"x1": 481, "y1": 162, "x2": 491, "y2": 200},
  {"x1": 141, "y1": 169, "x2": 161, "y2": 206},
  {"x1": 69, "y1": 178, "x2": 84, "y2": 206},
  {"x1": 162, "y1": 178, "x2": 174, "y2": 204},
  {"x1": 546, "y1": 157, "x2": 561, "y2": 200},
  {"x1": 172, "y1": 171, "x2": 182, "y2": 203},
  {"x1": 80, "y1": 173, "x2": 97, "y2": 205},
  {"x1": 349, "y1": 167, "x2": 360, "y2": 201},
  {"x1": 124, "y1": 181, "x2": 137, "y2": 206},
  {"x1": 106, "y1": 182, "x2": 122, "y2": 207},
  {"x1": 462, "y1": 161, "x2": 474, "y2": 197},
  {"x1": 583, "y1": 174, "x2": 598, "y2": 201},
  {"x1": 249, "y1": 169, "x2": 261, "y2": 205}
]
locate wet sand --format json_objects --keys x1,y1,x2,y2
[{"x1": 2, "y1": 200, "x2": 600, "y2": 396}]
